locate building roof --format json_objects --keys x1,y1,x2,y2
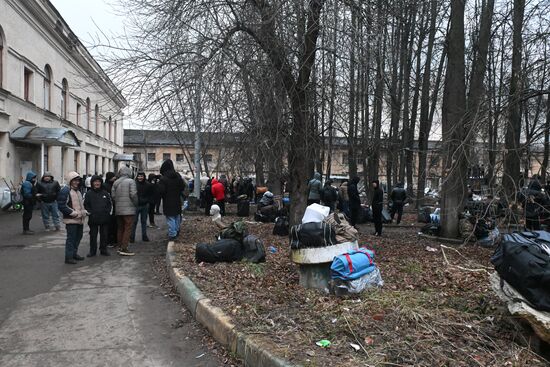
[{"x1": 124, "y1": 129, "x2": 244, "y2": 146}]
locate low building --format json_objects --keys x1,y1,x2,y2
[{"x1": 0, "y1": 0, "x2": 126, "y2": 186}]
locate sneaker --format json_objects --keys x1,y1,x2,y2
[
  {"x1": 73, "y1": 254, "x2": 85, "y2": 261},
  {"x1": 86, "y1": 253, "x2": 96, "y2": 257},
  {"x1": 118, "y1": 250, "x2": 135, "y2": 256},
  {"x1": 107, "y1": 243, "x2": 116, "y2": 248},
  {"x1": 44, "y1": 227, "x2": 51, "y2": 232},
  {"x1": 65, "y1": 258, "x2": 77, "y2": 264},
  {"x1": 147, "y1": 224, "x2": 155, "y2": 228},
  {"x1": 23, "y1": 230, "x2": 35, "y2": 235},
  {"x1": 142, "y1": 236, "x2": 150, "y2": 242},
  {"x1": 100, "y1": 250, "x2": 111, "y2": 256}
]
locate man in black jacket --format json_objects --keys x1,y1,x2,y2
[
  {"x1": 103, "y1": 172, "x2": 117, "y2": 247},
  {"x1": 84, "y1": 175, "x2": 112, "y2": 256},
  {"x1": 37, "y1": 172, "x2": 61, "y2": 231},
  {"x1": 148, "y1": 173, "x2": 160, "y2": 227},
  {"x1": 389, "y1": 182, "x2": 407, "y2": 224},
  {"x1": 348, "y1": 176, "x2": 361, "y2": 227},
  {"x1": 371, "y1": 180, "x2": 384, "y2": 236},
  {"x1": 158, "y1": 160, "x2": 186, "y2": 240},
  {"x1": 130, "y1": 172, "x2": 152, "y2": 243}
]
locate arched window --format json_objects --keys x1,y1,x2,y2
[
  {"x1": 114, "y1": 120, "x2": 117, "y2": 145},
  {"x1": 85, "y1": 98, "x2": 90, "y2": 130},
  {"x1": 43, "y1": 65, "x2": 52, "y2": 111},
  {"x1": 0, "y1": 25, "x2": 5, "y2": 89},
  {"x1": 94, "y1": 104, "x2": 99, "y2": 135},
  {"x1": 61, "y1": 79, "x2": 68, "y2": 119}
]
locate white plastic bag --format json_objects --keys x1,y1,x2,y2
[{"x1": 302, "y1": 203, "x2": 330, "y2": 224}]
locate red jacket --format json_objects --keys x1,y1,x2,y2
[{"x1": 211, "y1": 178, "x2": 225, "y2": 201}]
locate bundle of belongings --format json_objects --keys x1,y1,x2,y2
[
  {"x1": 330, "y1": 247, "x2": 384, "y2": 295},
  {"x1": 491, "y1": 231, "x2": 550, "y2": 311},
  {"x1": 236, "y1": 194, "x2": 250, "y2": 217},
  {"x1": 418, "y1": 206, "x2": 435, "y2": 223},
  {"x1": 459, "y1": 214, "x2": 500, "y2": 247},
  {"x1": 420, "y1": 208, "x2": 441, "y2": 236},
  {"x1": 273, "y1": 216, "x2": 289, "y2": 236},
  {"x1": 255, "y1": 191, "x2": 281, "y2": 223},
  {"x1": 195, "y1": 220, "x2": 266, "y2": 264}
]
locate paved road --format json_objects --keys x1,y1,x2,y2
[{"x1": 0, "y1": 209, "x2": 222, "y2": 366}]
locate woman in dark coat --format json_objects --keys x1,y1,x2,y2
[
  {"x1": 147, "y1": 173, "x2": 160, "y2": 227},
  {"x1": 348, "y1": 176, "x2": 361, "y2": 226},
  {"x1": 371, "y1": 180, "x2": 384, "y2": 236},
  {"x1": 158, "y1": 160, "x2": 186, "y2": 240}
]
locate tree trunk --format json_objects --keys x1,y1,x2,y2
[
  {"x1": 347, "y1": 6, "x2": 358, "y2": 177},
  {"x1": 502, "y1": 0, "x2": 525, "y2": 198},
  {"x1": 542, "y1": 91, "x2": 550, "y2": 183}
]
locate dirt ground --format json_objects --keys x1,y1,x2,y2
[{"x1": 173, "y1": 206, "x2": 548, "y2": 366}]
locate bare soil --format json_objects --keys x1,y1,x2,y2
[{"x1": 173, "y1": 206, "x2": 548, "y2": 366}]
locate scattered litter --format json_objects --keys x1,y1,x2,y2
[
  {"x1": 425, "y1": 246, "x2": 438, "y2": 252},
  {"x1": 268, "y1": 246, "x2": 278, "y2": 253},
  {"x1": 306, "y1": 350, "x2": 315, "y2": 357},
  {"x1": 350, "y1": 343, "x2": 360, "y2": 351},
  {"x1": 372, "y1": 313, "x2": 384, "y2": 321},
  {"x1": 331, "y1": 318, "x2": 338, "y2": 324},
  {"x1": 195, "y1": 353, "x2": 205, "y2": 359},
  {"x1": 364, "y1": 337, "x2": 374, "y2": 345},
  {"x1": 316, "y1": 339, "x2": 331, "y2": 348}
]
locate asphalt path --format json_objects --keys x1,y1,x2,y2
[{"x1": 0, "y1": 208, "x2": 222, "y2": 366}]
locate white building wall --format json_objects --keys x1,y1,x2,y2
[{"x1": 0, "y1": 0, "x2": 126, "y2": 185}]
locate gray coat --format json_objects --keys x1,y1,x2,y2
[
  {"x1": 111, "y1": 167, "x2": 138, "y2": 216},
  {"x1": 308, "y1": 172, "x2": 322, "y2": 201}
]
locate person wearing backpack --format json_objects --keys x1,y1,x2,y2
[
  {"x1": 21, "y1": 171, "x2": 38, "y2": 235},
  {"x1": 111, "y1": 166, "x2": 138, "y2": 256},
  {"x1": 322, "y1": 179, "x2": 338, "y2": 213},
  {"x1": 84, "y1": 175, "x2": 111, "y2": 257},
  {"x1": 307, "y1": 172, "x2": 322, "y2": 205},
  {"x1": 36, "y1": 172, "x2": 61, "y2": 231},
  {"x1": 57, "y1": 172, "x2": 86, "y2": 264}
]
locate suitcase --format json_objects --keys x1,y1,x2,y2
[
  {"x1": 237, "y1": 199, "x2": 250, "y2": 217},
  {"x1": 195, "y1": 239, "x2": 243, "y2": 263}
]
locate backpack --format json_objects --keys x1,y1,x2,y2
[
  {"x1": 273, "y1": 216, "x2": 289, "y2": 236},
  {"x1": 237, "y1": 199, "x2": 250, "y2": 217},
  {"x1": 491, "y1": 232, "x2": 550, "y2": 311},
  {"x1": 290, "y1": 222, "x2": 336, "y2": 249},
  {"x1": 331, "y1": 248, "x2": 376, "y2": 280},
  {"x1": 242, "y1": 235, "x2": 266, "y2": 263},
  {"x1": 195, "y1": 239, "x2": 244, "y2": 263},
  {"x1": 219, "y1": 220, "x2": 248, "y2": 243}
]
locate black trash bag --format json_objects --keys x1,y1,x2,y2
[
  {"x1": 254, "y1": 211, "x2": 273, "y2": 223},
  {"x1": 491, "y1": 232, "x2": 550, "y2": 311},
  {"x1": 237, "y1": 198, "x2": 250, "y2": 217},
  {"x1": 273, "y1": 216, "x2": 289, "y2": 236},
  {"x1": 290, "y1": 222, "x2": 336, "y2": 249},
  {"x1": 242, "y1": 235, "x2": 266, "y2": 263},
  {"x1": 195, "y1": 239, "x2": 244, "y2": 263}
]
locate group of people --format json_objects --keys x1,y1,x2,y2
[
  {"x1": 20, "y1": 159, "x2": 187, "y2": 264},
  {"x1": 307, "y1": 173, "x2": 408, "y2": 237}
]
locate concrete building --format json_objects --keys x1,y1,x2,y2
[{"x1": 0, "y1": 0, "x2": 126, "y2": 187}]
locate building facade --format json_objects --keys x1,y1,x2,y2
[{"x1": 0, "y1": 0, "x2": 126, "y2": 186}]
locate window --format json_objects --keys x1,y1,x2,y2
[
  {"x1": 85, "y1": 98, "x2": 90, "y2": 130},
  {"x1": 103, "y1": 120, "x2": 107, "y2": 139},
  {"x1": 76, "y1": 103, "x2": 81, "y2": 125},
  {"x1": 43, "y1": 65, "x2": 52, "y2": 110},
  {"x1": 0, "y1": 26, "x2": 4, "y2": 88},
  {"x1": 74, "y1": 151, "x2": 80, "y2": 172},
  {"x1": 61, "y1": 79, "x2": 68, "y2": 119},
  {"x1": 133, "y1": 152, "x2": 141, "y2": 162},
  {"x1": 24, "y1": 67, "x2": 33, "y2": 102},
  {"x1": 176, "y1": 153, "x2": 184, "y2": 162},
  {"x1": 94, "y1": 104, "x2": 99, "y2": 135},
  {"x1": 147, "y1": 152, "x2": 156, "y2": 162},
  {"x1": 113, "y1": 120, "x2": 117, "y2": 144},
  {"x1": 163, "y1": 153, "x2": 171, "y2": 161}
]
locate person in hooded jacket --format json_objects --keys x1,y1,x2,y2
[
  {"x1": 371, "y1": 180, "x2": 384, "y2": 236},
  {"x1": 203, "y1": 178, "x2": 213, "y2": 216},
  {"x1": 158, "y1": 159, "x2": 186, "y2": 240},
  {"x1": 84, "y1": 175, "x2": 111, "y2": 257},
  {"x1": 37, "y1": 171, "x2": 61, "y2": 231},
  {"x1": 148, "y1": 173, "x2": 160, "y2": 227},
  {"x1": 103, "y1": 172, "x2": 118, "y2": 247},
  {"x1": 211, "y1": 178, "x2": 226, "y2": 216},
  {"x1": 21, "y1": 171, "x2": 38, "y2": 235},
  {"x1": 112, "y1": 166, "x2": 138, "y2": 256},
  {"x1": 57, "y1": 172, "x2": 86, "y2": 264},
  {"x1": 307, "y1": 172, "x2": 322, "y2": 205},
  {"x1": 130, "y1": 172, "x2": 152, "y2": 243},
  {"x1": 348, "y1": 176, "x2": 361, "y2": 227}
]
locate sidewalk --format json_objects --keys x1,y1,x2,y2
[{"x1": 0, "y1": 211, "x2": 222, "y2": 366}]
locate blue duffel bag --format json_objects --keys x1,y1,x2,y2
[{"x1": 331, "y1": 248, "x2": 376, "y2": 280}]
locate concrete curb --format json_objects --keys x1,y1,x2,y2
[{"x1": 166, "y1": 241, "x2": 297, "y2": 367}]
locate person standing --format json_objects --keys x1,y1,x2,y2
[
  {"x1": 84, "y1": 175, "x2": 111, "y2": 257},
  {"x1": 111, "y1": 167, "x2": 138, "y2": 256},
  {"x1": 57, "y1": 172, "x2": 86, "y2": 264},
  {"x1": 103, "y1": 172, "x2": 118, "y2": 247},
  {"x1": 148, "y1": 173, "x2": 160, "y2": 227},
  {"x1": 158, "y1": 159, "x2": 186, "y2": 240},
  {"x1": 211, "y1": 178, "x2": 226, "y2": 216},
  {"x1": 322, "y1": 179, "x2": 338, "y2": 213},
  {"x1": 130, "y1": 172, "x2": 152, "y2": 243},
  {"x1": 204, "y1": 178, "x2": 213, "y2": 216},
  {"x1": 348, "y1": 176, "x2": 361, "y2": 227},
  {"x1": 389, "y1": 182, "x2": 407, "y2": 225},
  {"x1": 371, "y1": 180, "x2": 384, "y2": 236},
  {"x1": 21, "y1": 171, "x2": 38, "y2": 235},
  {"x1": 36, "y1": 172, "x2": 61, "y2": 231},
  {"x1": 307, "y1": 172, "x2": 322, "y2": 205},
  {"x1": 338, "y1": 180, "x2": 350, "y2": 217}
]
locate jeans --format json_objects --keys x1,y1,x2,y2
[
  {"x1": 166, "y1": 215, "x2": 181, "y2": 238},
  {"x1": 131, "y1": 204, "x2": 148, "y2": 240},
  {"x1": 89, "y1": 223, "x2": 109, "y2": 254},
  {"x1": 65, "y1": 224, "x2": 84, "y2": 259},
  {"x1": 41, "y1": 201, "x2": 60, "y2": 229},
  {"x1": 22, "y1": 201, "x2": 34, "y2": 231},
  {"x1": 117, "y1": 215, "x2": 134, "y2": 251}
]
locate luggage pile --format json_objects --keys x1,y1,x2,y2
[{"x1": 330, "y1": 248, "x2": 383, "y2": 295}]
